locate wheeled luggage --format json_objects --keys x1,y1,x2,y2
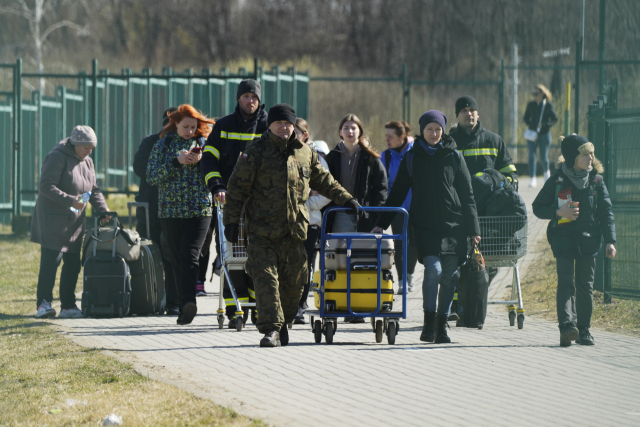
[
  {"x1": 324, "y1": 233, "x2": 394, "y2": 270},
  {"x1": 82, "y1": 212, "x2": 132, "y2": 318},
  {"x1": 127, "y1": 202, "x2": 166, "y2": 315},
  {"x1": 313, "y1": 270, "x2": 394, "y2": 312}
]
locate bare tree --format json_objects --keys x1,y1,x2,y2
[{"x1": 0, "y1": 0, "x2": 89, "y2": 93}]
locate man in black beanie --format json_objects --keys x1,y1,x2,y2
[
  {"x1": 200, "y1": 78, "x2": 268, "y2": 328},
  {"x1": 449, "y1": 95, "x2": 518, "y2": 187},
  {"x1": 223, "y1": 103, "x2": 359, "y2": 347}
]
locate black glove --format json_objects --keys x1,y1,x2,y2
[
  {"x1": 344, "y1": 199, "x2": 361, "y2": 216},
  {"x1": 224, "y1": 223, "x2": 239, "y2": 244}
]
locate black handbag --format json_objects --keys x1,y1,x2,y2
[{"x1": 460, "y1": 244, "x2": 490, "y2": 328}]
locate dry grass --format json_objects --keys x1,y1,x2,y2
[
  {"x1": 0, "y1": 227, "x2": 264, "y2": 426},
  {"x1": 520, "y1": 248, "x2": 640, "y2": 338}
]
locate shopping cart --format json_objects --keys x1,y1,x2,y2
[
  {"x1": 479, "y1": 215, "x2": 528, "y2": 329},
  {"x1": 307, "y1": 206, "x2": 408, "y2": 345},
  {"x1": 215, "y1": 204, "x2": 255, "y2": 332}
]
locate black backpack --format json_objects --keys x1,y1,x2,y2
[{"x1": 471, "y1": 168, "x2": 511, "y2": 215}]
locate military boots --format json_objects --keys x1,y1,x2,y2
[{"x1": 260, "y1": 330, "x2": 281, "y2": 347}]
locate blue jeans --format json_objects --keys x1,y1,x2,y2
[
  {"x1": 527, "y1": 131, "x2": 551, "y2": 177},
  {"x1": 422, "y1": 255, "x2": 459, "y2": 315}
]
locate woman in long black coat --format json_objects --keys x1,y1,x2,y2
[{"x1": 374, "y1": 110, "x2": 480, "y2": 344}]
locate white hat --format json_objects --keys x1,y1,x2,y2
[
  {"x1": 70, "y1": 125, "x2": 97, "y2": 147},
  {"x1": 312, "y1": 140, "x2": 330, "y2": 155}
]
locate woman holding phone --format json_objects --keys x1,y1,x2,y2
[
  {"x1": 147, "y1": 104, "x2": 215, "y2": 325},
  {"x1": 533, "y1": 134, "x2": 616, "y2": 347}
]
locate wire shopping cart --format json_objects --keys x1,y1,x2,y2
[
  {"x1": 307, "y1": 206, "x2": 409, "y2": 345},
  {"x1": 479, "y1": 215, "x2": 528, "y2": 329},
  {"x1": 215, "y1": 204, "x2": 255, "y2": 332}
]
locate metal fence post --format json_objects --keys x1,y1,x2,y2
[
  {"x1": 91, "y1": 59, "x2": 98, "y2": 129},
  {"x1": 125, "y1": 68, "x2": 133, "y2": 189},
  {"x1": 402, "y1": 64, "x2": 407, "y2": 122},
  {"x1": 275, "y1": 66, "x2": 281, "y2": 104},
  {"x1": 574, "y1": 40, "x2": 581, "y2": 134},
  {"x1": 291, "y1": 66, "x2": 298, "y2": 112},
  {"x1": 599, "y1": 0, "x2": 606, "y2": 92},
  {"x1": 499, "y1": 59, "x2": 505, "y2": 138},
  {"x1": 565, "y1": 82, "x2": 571, "y2": 136},
  {"x1": 253, "y1": 57, "x2": 259, "y2": 80},
  {"x1": 603, "y1": 116, "x2": 612, "y2": 303},
  {"x1": 12, "y1": 59, "x2": 23, "y2": 228},
  {"x1": 144, "y1": 68, "x2": 152, "y2": 135}
]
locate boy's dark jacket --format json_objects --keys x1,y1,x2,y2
[{"x1": 532, "y1": 157, "x2": 615, "y2": 258}]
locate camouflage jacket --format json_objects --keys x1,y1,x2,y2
[
  {"x1": 224, "y1": 130, "x2": 353, "y2": 241},
  {"x1": 146, "y1": 133, "x2": 212, "y2": 218}
]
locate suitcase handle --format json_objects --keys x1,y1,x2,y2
[
  {"x1": 128, "y1": 202, "x2": 150, "y2": 238},
  {"x1": 93, "y1": 213, "x2": 119, "y2": 258}
]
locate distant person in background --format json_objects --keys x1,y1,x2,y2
[
  {"x1": 133, "y1": 107, "x2": 180, "y2": 315},
  {"x1": 524, "y1": 84, "x2": 558, "y2": 188},
  {"x1": 32, "y1": 125, "x2": 110, "y2": 319},
  {"x1": 532, "y1": 134, "x2": 616, "y2": 347},
  {"x1": 380, "y1": 120, "x2": 418, "y2": 294},
  {"x1": 294, "y1": 118, "x2": 331, "y2": 324},
  {"x1": 147, "y1": 105, "x2": 215, "y2": 325}
]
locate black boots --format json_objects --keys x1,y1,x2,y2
[
  {"x1": 560, "y1": 324, "x2": 579, "y2": 347},
  {"x1": 280, "y1": 323, "x2": 289, "y2": 346},
  {"x1": 260, "y1": 330, "x2": 281, "y2": 347},
  {"x1": 435, "y1": 314, "x2": 451, "y2": 344},
  {"x1": 577, "y1": 327, "x2": 595, "y2": 346},
  {"x1": 420, "y1": 311, "x2": 437, "y2": 342}
]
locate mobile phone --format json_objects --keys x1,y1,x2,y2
[{"x1": 190, "y1": 146, "x2": 202, "y2": 154}]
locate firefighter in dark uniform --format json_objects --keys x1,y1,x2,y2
[
  {"x1": 448, "y1": 96, "x2": 518, "y2": 323},
  {"x1": 223, "y1": 104, "x2": 358, "y2": 347},
  {"x1": 449, "y1": 96, "x2": 518, "y2": 187},
  {"x1": 200, "y1": 79, "x2": 268, "y2": 328}
]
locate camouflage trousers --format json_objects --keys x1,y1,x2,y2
[{"x1": 245, "y1": 233, "x2": 307, "y2": 333}]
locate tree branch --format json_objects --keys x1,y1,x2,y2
[{"x1": 41, "y1": 20, "x2": 90, "y2": 42}]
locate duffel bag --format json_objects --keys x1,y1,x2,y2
[{"x1": 83, "y1": 220, "x2": 141, "y2": 262}]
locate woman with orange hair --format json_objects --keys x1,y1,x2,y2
[{"x1": 147, "y1": 104, "x2": 215, "y2": 325}]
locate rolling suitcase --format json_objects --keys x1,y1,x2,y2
[
  {"x1": 82, "y1": 212, "x2": 132, "y2": 318},
  {"x1": 313, "y1": 270, "x2": 394, "y2": 312},
  {"x1": 127, "y1": 202, "x2": 166, "y2": 315},
  {"x1": 324, "y1": 233, "x2": 394, "y2": 270}
]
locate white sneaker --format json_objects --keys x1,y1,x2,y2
[
  {"x1": 529, "y1": 177, "x2": 537, "y2": 188},
  {"x1": 543, "y1": 170, "x2": 551, "y2": 181},
  {"x1": 58, "y1": 306, "x2": 84, "y2": 318},
  {"x1": 397, "y1": 284, "x2": 404, "y2": 295},
  {"x1": 35, "y1": 300, "x2": 56, "y2": 318},
  {"x1": 406, "y1": 274, "x2": 415, "y2": 292}
]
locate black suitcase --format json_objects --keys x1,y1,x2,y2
[
  {"x1": 128, "y1": 202, "x2": 166, "y2": 315},
  {"x1": 82, "y1": 212, "x2": 132, "y2": 318}
]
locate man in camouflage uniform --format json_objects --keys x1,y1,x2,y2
[{"x1": 223, "y1": 103, "x2": 358, "y2": 347}]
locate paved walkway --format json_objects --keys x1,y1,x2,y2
[{"x1": 53, "y1": 185, "x2": 640, "y2": 427}]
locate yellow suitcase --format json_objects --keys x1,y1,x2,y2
[{"x1": 313, "y1": 270, "x2": 394, "y2": 312}]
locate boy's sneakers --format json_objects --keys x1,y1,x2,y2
[
  {"x1": 293, "y1": 307, "x2": 306, "y2": 324},
  {"x1": 560, "y1": 324, "x2": 579, "y2": 347},
  {"x1": 58, "y1": 306, "x2": 84, "y2": 318},
  {"x1": 35, "y1": 300, "x2": 56, "y2": 319},
  {"x1": 196, "y1": 282, "x2": 207, "y2": 297}
]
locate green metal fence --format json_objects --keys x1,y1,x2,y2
[
  {"x1": 587, "y1": 80, "x2": 640, "y2": 302},
  {"x1": 0, "y1": 58, "x2": 309, "y2": 226}
]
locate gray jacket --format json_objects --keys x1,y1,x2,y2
[{"x1": 30, "y1": 140, "x2": 108, "y2": 253}]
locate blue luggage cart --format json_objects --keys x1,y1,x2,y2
[{"x1": 307, "y1": 206, "x2": 408, "y2": 345}]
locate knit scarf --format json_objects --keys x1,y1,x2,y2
[
  {"x1": 418, "y1": 139, "x2": 442, "y2": 156},
  {"x1": 562, "y1": 163, "x2": 591, "y2": 189}
]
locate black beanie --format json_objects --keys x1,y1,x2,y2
[
  {"x1": 561, "y1": 134, "x2": 590, "y2": 168},
  {"x1": 162, "y1": 107, "x2": 178, "y2": 126},
  {"x1": 267, "y1": 103, "x2": 296, "y2": 126},
  {"x1": 236, "y1": 79, "x2": 261, "y2": 102},
  {"x1": 455, "y1": 96, "x2": 479, "y2": 117}
]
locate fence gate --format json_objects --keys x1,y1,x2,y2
[{"x1": 587, "y1": 80, "x2": 640, "y2": 301}]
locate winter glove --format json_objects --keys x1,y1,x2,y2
[
  {"x1": 224, "y1": 223, "x2": 240, "y2": 244},
  {"x1": 344, "y1": 199, "x2": 361, "y2": 216}
]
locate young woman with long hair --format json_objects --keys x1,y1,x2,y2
[
  {"x1": 324, "y1": 114, "x2": 388, "y2": 234},
  {"x1": 147, "y1": 104, "x2": 215, "y2": 325}
]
